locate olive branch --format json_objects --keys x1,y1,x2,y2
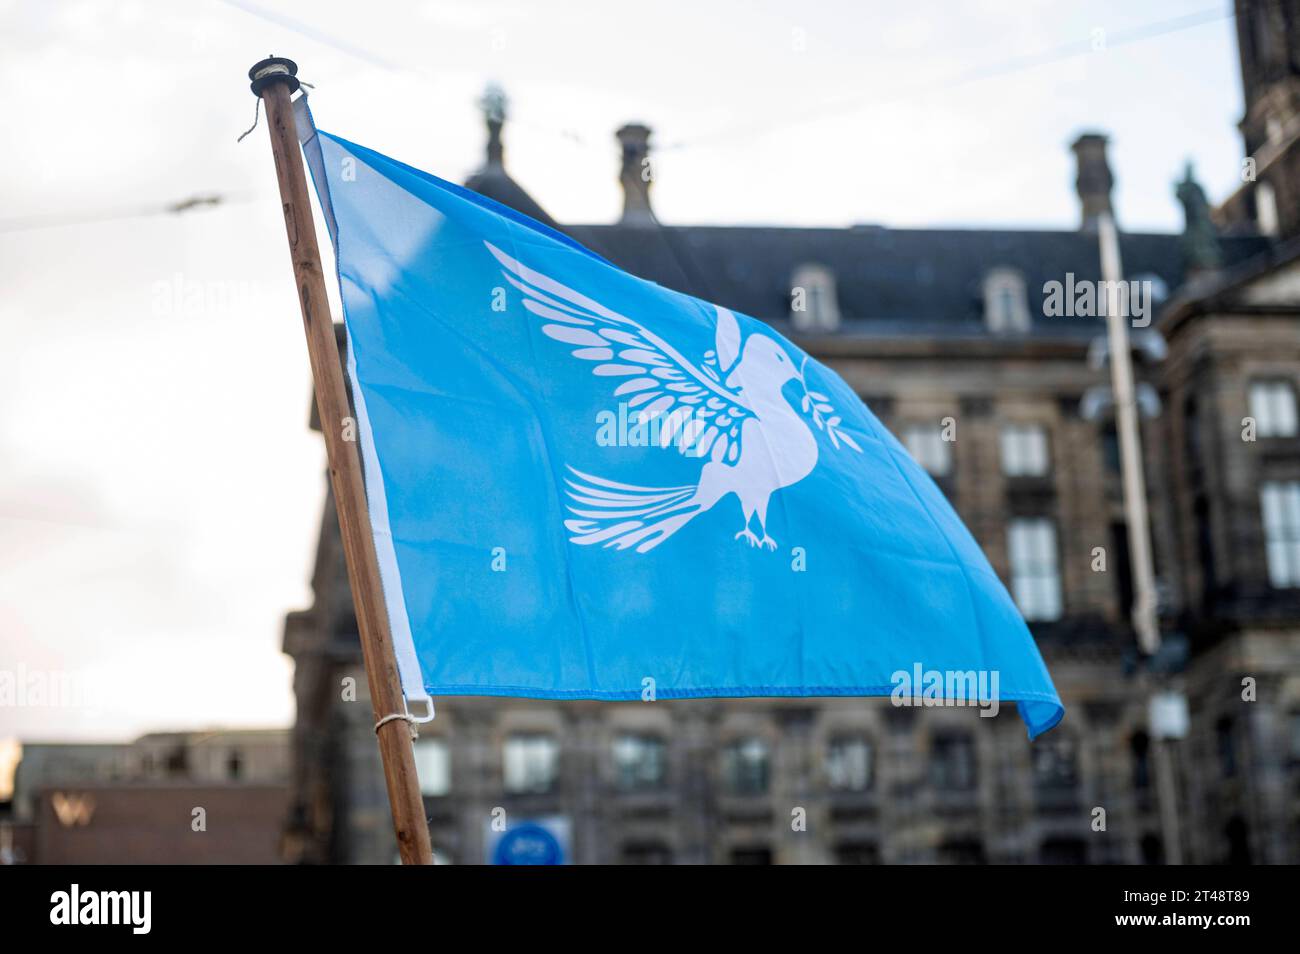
[{"x1": 797, "y1": 357, "x2": 861, "y2": 452}]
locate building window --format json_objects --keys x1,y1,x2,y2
[
  {"x1": 165, "y1": 746, "x2": 188, "y2": 777},
  {"x1": 621, "y1": 841, "x2": 673, "y2": 865},
  {"x1": 721, "y1": 737, "x2": 770, "y2": 795},
  {"x1": 834, "y1": 842, "x2": 880, "y2": 864},
  {"x1": 1249, "y1": 380, "x2": 1298, "y2": 437},
  {"x1": 903, "y1": 424, "x2": 952, "y2": 476},
  {"x1": 983, "y1": 267, "x2": 1030, "y2": 334},
  {"x1": 929, "y1": 733, "x2": 977, "y2": 791},
  {"x1": 790, "y1": 263, "x2": 840, "y2": 332},
  {"x1": 1032, "y1": 734, "x2": 1079, "y2": 802},
  {"x1": 1000, "y1": 423, "x2": 1050, "y2": 476},
  {"x1": 1007, "y1": 518, "x2": 1063, "y2": 621},
  {"x1": 1260, "y1": 481, "x2": 1300, "y2": 587},
  {"x1": 825, "y1": 735, "x2": 873, "y2": 792},
  {"x1": 413, "y1": 738, "x2": 450, "y2": 797},
  {"x1": 1256, "y1": 180, "x2": 1279, "y2": 236},
  {"x1": 1101, "y1": 422, "x2": 1121, "y2": 474},
  {"x1": 612, "y1": 733, "x2": 666, "y2": 790},
  {"x1": 503, "y1": 734, "x2": 558, "y2": 794},
  {"x1": 729, "y1": 846, "x2": 773, "y2": 865}
]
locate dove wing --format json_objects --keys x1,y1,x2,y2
[
  {"x1": 486, "y1": 241, "x2": 751, "y2": 463},
  {"x1": 714, "y1": 306, "x2": 741, "y2": 374}
]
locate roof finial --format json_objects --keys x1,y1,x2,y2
[{"x1": 478, "y1": 83, "x2": 507, "y2": 167}]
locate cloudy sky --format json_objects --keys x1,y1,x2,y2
[{"x1": 0, "y1": 0, "x2": 1248, "y2": 765}]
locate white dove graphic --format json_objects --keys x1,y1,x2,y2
[{"x1": 487, "y1": 241, "x2": 861, "y2": 554}]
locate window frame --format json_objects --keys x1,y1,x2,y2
[
  {"x1": 983, "y1": 267, "x2": 1031, "y2": 334},
  {"x1": 1000, "y1": 422, "x2": 1051, "y2": 477},
  {"x1": 929, "y1": 732, "x2": 977, "y2": 791},
  {"x1": 825, "y1": 734, "x2": 874, "y2": 792},
  {"x1": 1249, "y1": 379, "x2": 1298, "y2": 437},
  {"x1": 413, "y1": 736, "x2": 451, "y2": 798},
  {"x1": 502, "y1": 733, "x2": 560, "y2": 795},
  {"x1": 1007, "y1": 517, "x2": 1064, "y2": 621},
  {"x1": 790, "y1": 263, "x2": 841, "y2": 332},
  {"x1": 720, "y1": 736, "x2": 771, "y2": 796},
  {"x1": 1260, "y1": 480, "x2": 1300, "y2": 587},
  {"x1": 611, "y1": 732, "x2": 667, "y2": 791},
  {"x1": 902, "y1": 424, "x2": 953, "y2": 477}
]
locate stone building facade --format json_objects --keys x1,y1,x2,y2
[
  {"x1": 4, "y1": 730, "x2": 290, "y2": 865},
  {"x1": 280, "y1": 4, "x2": 1300, "y2": 864}
]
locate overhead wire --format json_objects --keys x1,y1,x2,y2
[{"x1": 4, "y1": 4, "x2": 1240, "y2": 234}]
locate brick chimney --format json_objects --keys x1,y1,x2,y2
[
  {"x1": 616, "y1": 123, "x2": 657, "y2": 226},
  {"x1": 1070, "y1": 132, "x2": 1115, "y2": 231}
]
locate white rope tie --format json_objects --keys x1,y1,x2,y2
[
  {"x1": 253, "y1": 62, "x2": 292, "y2": 82},
  {"x1": 236, "y1": 98, "x2": 262, "y2": 143},
  {"x1": 374, "y1": 712, "x2": 418, "y2": 741},
  {"x1": 237, "y1": 77, "x2": 314, "y2": 143}
]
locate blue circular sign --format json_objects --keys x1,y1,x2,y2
[{"x1": 493, "y1": 823, "x2": 564, "y2": 865}]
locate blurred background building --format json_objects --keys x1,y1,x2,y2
[
  {"x1": 1, "y1": 730, "x2": 288, "y2": 864},
  {"x1": 281, "y1": 0, "x2": 1300, "y2": 865}
]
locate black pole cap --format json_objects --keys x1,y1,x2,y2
[{"x1": 249, "y1": 56, "x2": 300, "y2": 96}]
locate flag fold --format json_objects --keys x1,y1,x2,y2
[{"x1": 303, "y1": 116, "x2": 1063, "y2": 738}]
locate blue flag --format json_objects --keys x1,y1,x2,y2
[{"x1": 301, "y1": 109, "x2": 1063, "y2": 738}]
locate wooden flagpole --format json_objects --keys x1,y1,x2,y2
[{"x1": 248, "y1": 56, "x2": 434, "y2": 865}]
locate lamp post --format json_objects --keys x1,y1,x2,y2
[{"x1": 1093, "y1": 211, "x2": 1185, "y2": 865}]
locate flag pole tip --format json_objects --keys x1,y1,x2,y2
[{"x1": 248, "y1": 56, "x2": 300, "y2": 97}]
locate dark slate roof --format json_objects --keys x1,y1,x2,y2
[
  {"x1": 1164, "y1": 233, "x2": 1300, "y2": 318},
  {"x1": 460, "y1": 148, "x2": 1274, "y2": 339},
  {"x1": 463, "y1": 164, "x2": 559, "y2": 230},
  {"x1": 563, "y1": 224, "x2": 1274, "y2": 337}
]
